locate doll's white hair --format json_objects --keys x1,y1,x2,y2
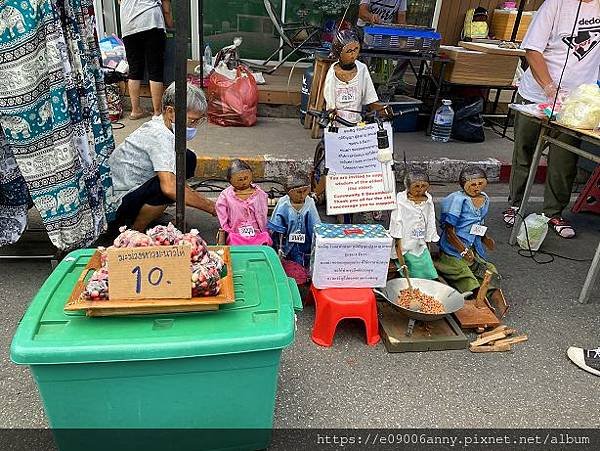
[{"x1": 459, "y1": 166, "x2": 488, "y2": 187}]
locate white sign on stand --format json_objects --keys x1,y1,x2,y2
[
  {"x1": 324, "y1": 123, "x2": 394, "y2": 174},
  {"x1": 326, "y1": 172, "x2": 397, "y2": 216}
]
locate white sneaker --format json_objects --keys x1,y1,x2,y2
[{"x1": 567, "y1": 346, "x2": 600, "y2": 377}]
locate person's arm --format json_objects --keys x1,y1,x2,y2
[
  {"x1": 444, "y1": 224, "x2": 474, "y2": 263},
  {"x1": 156, "y1": 171, "x2": 216, "y2": 215},
  {"x1": 359, "y1": 3, "x2": 382, "y2": 24},
  {"x1": 162, "y1": 0, "x2": 174, "y2": 29},
  {"x1": 525, "y1": 49, "x2": 557, "y2": 99},
  {"x1": 482, "y1": 234, "x2": 496, "y2": 251}
]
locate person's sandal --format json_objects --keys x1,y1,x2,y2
[
  {"x1": 502, "y1": 206, "x2": 519, "y2": 226},
  {"x1": 549, "y1": 216, "x2": 576, "y2": 239},
  {"x1": 129, "y1": 110, "x2": 150, "y2": 120}
]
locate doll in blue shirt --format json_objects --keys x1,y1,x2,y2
[
  {"x1": 435, "y1": 167, "x2": 508, "y2": 317},
  {"x1": 268, "y1": 177, "x2": 321, "y2": 282}
]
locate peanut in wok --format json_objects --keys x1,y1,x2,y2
[{"x1": 397, "y1": 288, "x2": 445, "y2": 314}]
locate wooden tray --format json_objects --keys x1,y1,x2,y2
[
  {"x1": 65, "y1": 246, "x2": 235, "y2": 316},
  {"x1": 378, "y1": 302, "x2": 468, "y2": 353}
]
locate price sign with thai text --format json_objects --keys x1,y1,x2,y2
[{"x1": 106, "y1": 245, "x2": 191, "y2": 300}]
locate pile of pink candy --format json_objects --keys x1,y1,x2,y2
[{"x1": 84, "y1": 224, "x2": 224, "y2": 300}]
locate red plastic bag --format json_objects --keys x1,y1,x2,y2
[{"x1": 207, "y1": 65, "x2": 258, "y2": 127}]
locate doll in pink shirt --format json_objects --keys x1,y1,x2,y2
[{"x1": 216, "y1": 159, "x2": 272, "y2": 246}]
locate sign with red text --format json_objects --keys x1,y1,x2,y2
[{"x1": 325, "y1": 172, "x2": 396, "y2": 216}]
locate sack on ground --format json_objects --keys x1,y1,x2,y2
[
  {"x1": 451, "y1": 98, "x2": 485, "y2": 143},
  {"x1": 207, "y1": 64, "x2": 258, "y2": 127},
  {"x1": 517, "y1": 213, "x2": 550, "y2": 252}
]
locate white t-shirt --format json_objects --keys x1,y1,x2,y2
[
  {"x1": 519, "y1": 0, "x2": 600, "y2": 103},
  {"x1": 323, "y1": 60, "x2": 379, "y2": 125},
  {"x1": 120, "y1": 0, "x2": 165, "y2": 37},
  {"x1": 357, "y1": 0, "x2": 408, "y2": 27},
  {"x1": 109, "y1": 116, "x2": 176, "y2": 204},
  {"x1": 389, "y1": 190, "x2": 439, "y2": 258}
]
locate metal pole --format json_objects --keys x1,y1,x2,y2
[
  {"x1": 175, "y1": 0, "x2": 191, "y2": 231},
  {"x1": 199, "y1": 0, "x2": 204, "y2": 83},
  {"x1": 510, "y1": 0, "x2": 528, "y2": 42}
]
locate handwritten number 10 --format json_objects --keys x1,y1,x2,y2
[{"x1": 132, "y1": 266, "x2": 164, "y2": 294}]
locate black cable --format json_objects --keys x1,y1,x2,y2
[
  {"x1": 111, "y1": 121, "x2": 125, "y2": 130},
  {"x1": 508, "y1": 211, "x2": 592, "y2": 264}
]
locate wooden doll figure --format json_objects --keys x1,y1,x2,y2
[
  {"x1": 216, "y1": 159, "x2": 272, "y2": 246},
  {"x1": 389, "y1": 169, "x2": 439, "y2": 280},
  {"x1": 268, "y1": 177, "x2": 321, "y2": 284},
  {"x1": 435, "y1": 166, "x2": 508, "y2": 317}
]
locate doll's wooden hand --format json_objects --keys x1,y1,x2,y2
[
  {"x1": 482, "y1": 236, "x2": 496, "y2": 251},
  {"x1": 462, "y1": 248, "x2": 475, "y2": 264}
]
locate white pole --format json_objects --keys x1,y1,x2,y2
[
  {"x1": 191, "y1": 0, "x2": 200, "y2": 60},
  {"x1": 93, "y1": 0, "x2": 105, "y2": 37},
  {"x1": 279, "y1": 0, "x2": 286, "y2": 63},
  {"x1": 432, "y1": 0, "x2": 443, "y2": 29}
]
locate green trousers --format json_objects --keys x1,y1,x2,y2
[{"x1": 509, "y1": 95, "x2": 580, "y2": 217}]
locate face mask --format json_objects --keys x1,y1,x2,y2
[{"x1": 171, "y1": 124, "x2": 198, "y2": 141}]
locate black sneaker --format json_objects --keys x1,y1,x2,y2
[{"x1": 567, "y1": 346, "x2": 600, "y2": 377}]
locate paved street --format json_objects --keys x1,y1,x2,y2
[{"x1": 1, "y1": 188, "x2": 599, "y2": 434}]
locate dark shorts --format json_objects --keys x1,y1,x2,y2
[
  {"x1": 122, "y1": 28, "x2": 166, "y2": 82},
  {"x1": 113, "y1": 149, "x2": 197, "y2": 227}
]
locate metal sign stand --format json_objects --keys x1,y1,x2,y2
[{"x1": 174, "y1": 1, "x2": 191, "y2": 231}]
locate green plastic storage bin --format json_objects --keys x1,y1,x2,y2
[{"x1": 11, "y1": 246, "x2": 302, "y2": 451}]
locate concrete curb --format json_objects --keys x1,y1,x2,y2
[{"x1": 195, "y1": 155, "x2": 505, "y2": 184}]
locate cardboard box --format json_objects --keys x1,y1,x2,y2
[
  {"x1": 440, "y1": 46, "x2": 519, "y2": 86},
  {"x1": 491, "y1": 10, "x2": 533, "y2": 42},
  {"x1": 311, "y1": 224, "x2": 393, "y2": 289}
]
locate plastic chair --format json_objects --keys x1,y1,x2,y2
[{"x1": 307, "y1": 284, "x2": 380, "y2": 347}]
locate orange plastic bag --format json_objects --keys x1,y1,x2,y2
[{"x1": 207, "y1": 65, "x2": 258, "y2": 127}]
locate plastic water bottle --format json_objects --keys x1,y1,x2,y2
[
  {"x1": 203, "y1": 43, "x2": 213, "y2": 74},
  {"x1": 431, "y1": 99, "x2": 454, "y2": 143}
]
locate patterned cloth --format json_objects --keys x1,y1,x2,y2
[
  {"x1": 313, "y1": 223, "x2": 390, "y2": 239},
  {"x1": 0, "y1": 0, "x2": 116, "y2": 250},
  {"x1": 0, "y1": 129, "x2": 29, "y2": 246}
]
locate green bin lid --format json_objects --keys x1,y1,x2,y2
[{"x1": 11, "y1": 247, "x2": 301, "y2": 365}]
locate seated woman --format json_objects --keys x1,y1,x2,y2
[
  {"x1": 435, "y1": 167, "x2": 508, "y2": 317},
  {"x1": 109, "y1": 82, "x2": 215, "y2": 231}
]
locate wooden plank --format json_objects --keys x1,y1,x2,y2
[
  {"x1": 459, "y1": 41, "x2": 526, "y2": 56},
  {"x1": 470, "y1": 329, "x2": 514, "y2": 347},
  {"x1": 453, "y1": 300, "x2": 500, "y2": 330},
  {"x1": 470, "y1": 343, "x2": 511, "y2": 353},
  {"x1": 378, "y1": 302, "x2": 468, "y2": 352},
  {"x1": 495, "y1": 334, "x2": 528, "y2": 347},
  {"x1": 65, "y1": 247, "x2": 235, "y2": 314}
]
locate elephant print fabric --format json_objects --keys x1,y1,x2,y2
[{"x1": 0, "y1": 0, "x2": 117, "y2": 250}]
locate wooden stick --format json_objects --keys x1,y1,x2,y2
[
  {"x1": 470, "y1": 343, "x2": 511, "y2": 353},
  {"x1": 494, "y1": 335, "x2": 528, "y2": 347},
  {"x1": 479, "y1": 325, "x2": 509, "y2": 339},
  {"x1": 470, "y1": 329, "x2": 514, "y2": 347},
  {"x1": 475, "y1": 270, "x2": 493, "y2": 309}
]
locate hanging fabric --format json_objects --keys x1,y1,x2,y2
[
  {"x1": 0, "y1": 0, "x2": 116, "y2": 250},
  {"x1": 0, "y1": 128, "x2": 29, "y2": 246}
]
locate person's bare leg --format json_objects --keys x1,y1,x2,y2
[
  {"x1": 128, "y1": 79, "x2": 147, "y2": 118},
  {"x1": 132, "y1": 204, "x2": 168, "y2": 231},
  {"x1": 149, "y1": 81, "x2": 164, "y2": 116}
]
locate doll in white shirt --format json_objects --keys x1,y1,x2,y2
[{"x1": 389, "y1": 169, "x2": 440, "y2": 280}]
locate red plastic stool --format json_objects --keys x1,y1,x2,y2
[{"x1": 308, "y1": 284, "x2": 380, "y2": 347}]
